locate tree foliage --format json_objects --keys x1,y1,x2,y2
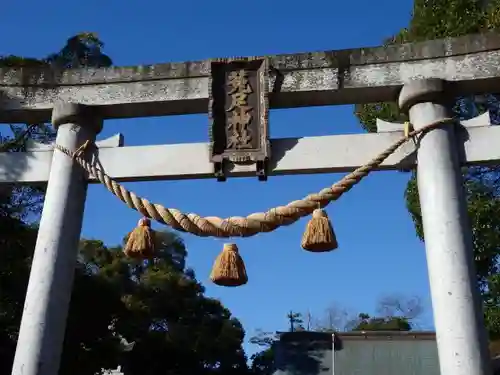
[
  {"x1": 352, "y1": 313, "x2": 412, "y2": 331},
  {"x1": 73, "y1": 233, "x2": 248, "y2": 375},
  {"x1": 0, "y1": 33, "x2": 113, "y2": 220},
  {"x1": 354, "y1": 0, "x2": 500, "y2": 338}
]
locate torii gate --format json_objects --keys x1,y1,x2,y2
[{"x1": 1, "y1": 32, "x2": 500, "y2": 375}]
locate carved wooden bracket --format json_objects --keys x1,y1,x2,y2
[{"x1": 208, "y1": 57, "x2": 270, "y2": 182}]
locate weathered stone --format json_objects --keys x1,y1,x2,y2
[{"x1": 1, "y1": 33, "x2": 500, "y2": 123}]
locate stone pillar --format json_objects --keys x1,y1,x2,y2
[
  {"x1": 399, "y1": 79, "x2": 491, "y2": 375},
  {"x1": 11, "y1": 103, "x2": 102, "y2": 375}
]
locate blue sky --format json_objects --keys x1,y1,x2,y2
[{"x1": 2, "y1": 0, "x2": 433, "y2": 357}]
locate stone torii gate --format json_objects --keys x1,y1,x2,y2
[{"x1": 1, "y1": 32, "x2": 500, "y2": 375}]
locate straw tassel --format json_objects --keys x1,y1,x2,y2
[
  {"x1": 210, "y1": 243, "x2": 248, "y2": 287},
  {"x1": 123, "y1": 217, "x2": 155, "y2": 259},
  {"x1": 301, "y1": 208, "x2": 338, "y2": 252}
]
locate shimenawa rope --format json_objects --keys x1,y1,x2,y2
[{"x1": 54, "y1": 118, "x2": 453, "y2": 238}]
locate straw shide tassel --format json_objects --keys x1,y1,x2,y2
[
  {"x1": 123, "y1": 217, "x2": 155, "y2": 259},
  {"x1": 301, "y1": 208, "x2": 338, "y2": 252},
  {"x1": 210, "y1": 243, "x2": 248, "y2": 287}
]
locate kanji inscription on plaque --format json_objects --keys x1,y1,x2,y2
[{"x1": 208, "y1": 58, "x2": 270, "y2": 181}]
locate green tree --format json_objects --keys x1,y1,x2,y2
[
  {"x1": 1, "y1": 227, "x2": 250, "y2": 374},
  {"x1": 249, "y1": 310, "x2": 332, "y2": 375},
  {"x1": 0, "y1": 32, "x2": 113, "y2": 217},
  {"x1": 80, "y1": 231, "x2": 248, "y2": 375},
  {"x1": 352, "y1": 313, "x2": 412, "y2": 331},
  {"x1": 0, "y1": 218, "x2": 38, "y2": 374},
  {"x1": 248, "y1": 329, "x2": 281, "y2": 375},
  {"x1": 249, "y1": 310, "x2": 308, "y2": 375},
  {"x1": 286, "y1": 311, "x2": 304, "y2": 332},
  {"x1": 250, "y1": 347, "x2": 275, "y2": 375},
  {"x1": 354, "y1": 0, "x2": 500, "y2": 338}
]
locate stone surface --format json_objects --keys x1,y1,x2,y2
[
  {"x1": 25, "y1": 133, "x2": 123, "y2": 151},
  {"x1": 0, "y1": 123, "x2": 497, "y2": 184},
  {"x1": 400, "y1": 79, "x2": 491, "y2": 375},
  {"x1": 51, "y1": 101, "x2": 103, "y2": 133},
  {"x1": 376, "y1": 112, "x2": 491, "y2": 132},
  {"x1": 1, "y1": 33, "x2": 500, "y2": 123},
  {"x1": 10, "y1": 103, "x2": 103, "y2": 375}
]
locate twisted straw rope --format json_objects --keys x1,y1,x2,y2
[{"x1": 54, "y1": 118, "x2": 453, "y2": 238}]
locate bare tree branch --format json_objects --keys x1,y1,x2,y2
[{"x1": 376, "y1": 294, "x2": 424, "y2": 320}]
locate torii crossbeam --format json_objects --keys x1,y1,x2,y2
[{"x1": 1, "y1": 32, "x2": 500, "y2": 375}]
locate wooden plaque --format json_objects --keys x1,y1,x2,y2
[{"x1": 208, "y1": 57, "x2": 270, "y2": 181}]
